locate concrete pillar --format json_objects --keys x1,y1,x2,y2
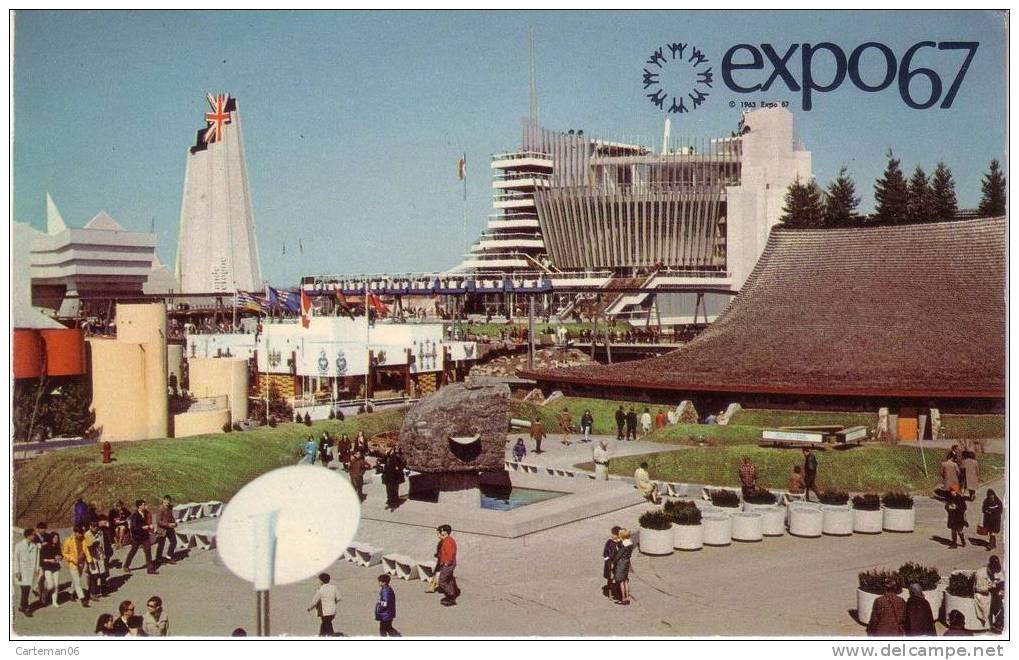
[{"x1": 116, "y1": 304, "x2": 168, "y2": 439}]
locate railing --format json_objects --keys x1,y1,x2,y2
[
  {"x1": 493, "y1": 193, "x2": 535, "y2": 203},
  {"x1": 491, "y1": 150, "x2": 551, "y2": 161},
  {"x1": 488, "y1": 212, "x2": 540, "y2": 220},
  {"x1": 493, "y1": 171, "x2": 552, "y2": 181}
]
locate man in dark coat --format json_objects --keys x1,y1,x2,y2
[
  {"x1": 802, "y1": 446, "x2": 820, "y2": 502},
  {"x1": 945, "y1": 486, "x2": 968, "y2": 548},
  {"x1": 375, "y1": 574, "x2": 400, "y2": 636},
  {"x1": 381, "y1": 447, "x2": 406, "y2": 510},
  {"x1": 124, "y1": 500, "x2": 157, "y2": 575},
  {"x1": 625, "y1": 408, "x2": 638, "y2": 442},
  {"x1": 601, "y1": 526, "x2": 621, "y2": 599},
  {"x1": 903, "y1": 583, "x2": 936, "y2": 635},
  {"x1": 349, "y1": 453, "x2": 369, "y2": 501},
  {"x1": 614, "y1": 406, "x2": 625, "y2": 441},
  {"x1": 867, "y1": 578, "x2": 906, "y2": 636}
]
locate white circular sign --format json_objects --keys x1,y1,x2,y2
[{"x1": 217, "y1": 465, "x2": 360, "y2": 587}]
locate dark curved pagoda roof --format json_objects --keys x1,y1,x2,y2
[{"x1": 522, "y1": 217, "x2": 1006, "y2": 399}]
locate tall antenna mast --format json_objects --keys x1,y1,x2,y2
[{"x1": 528, "y1": 28, "x2": 538, "y2": 124}]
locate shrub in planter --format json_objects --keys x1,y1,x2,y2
[
  {"x1": 898, "y1": 562, "x2": 940, "y2": 591},
  {"x1": 638, "y1": 509, "x2": 674, "y2": 530},
  {"x1": 708, "y1": 489, "x2": 740, "y2": 508},
  {"x1": 664, "y1": 500, "x2": 702, "y2": 525},
  {"x1": 947, "y1": 573, "x2": 975, "y2": 598},
  {"x1": 858, "y1": 569, "x2": 899, "y2": 595},
  {"x1": 638, "y1": 508, "x2": 674, "y2": 556},
  {"x1": 222, "y1": 422, "x2": 232, "y2": 433},
  {"x1": 852, "y1": 494, "x2": 881, "y2": 511},
  {"x1": 818, "y1": 489, "x2": 850, "y2": 505},
  {"x1": 743, "y1": 488, "x2": 777, "y2": 505},
  {"x1": 882, "y1": 492, "x2": 914, "y2": 509}
]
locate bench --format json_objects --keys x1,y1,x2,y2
[
  {"x1": 192, "y1": 532, "x2": 216, "y2": 550},
  {"x1": 345, "y1": 542, "x2": 383, "y2": 567},
  {"x1": 545, "y1": 467, "x2": 557, "y2": 477},
  {"x1": 183, "y1": 502, "x2": 204, "y2": 520},
  {"x1": 172, "y1": 504, "x2": 192, "y2": 523},
  {"x1": 382, "y1": 554, "x2": 420, "y2": 581},
  {"x1": 416, "y1": 563, "x2": 437, "y2": 582},
  {"x1": 174, "y1": 531, "x2": 195, "y2": 551},
  {"x1": 202, "y1": 501, "x2": 224, "y2": 517}
]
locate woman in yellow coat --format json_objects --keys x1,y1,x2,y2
[{"x1": 61, "y1": 527, "x2": 93, "y2": 607}]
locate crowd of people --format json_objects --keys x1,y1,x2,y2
[
  {"x1": 13, "y1": 495, "x2": 188, "y2": 620},
  {"x1": 301, "y1": 430, "x2": 408, "y2": 509},
  {"x1": 938, "y1": 444, "x2": 1002, "y2": 551}
]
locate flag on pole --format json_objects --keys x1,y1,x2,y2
[
  {"x1": 265, "y1": 285, "x2": 280, "y2": 309},
  {"x1": 335, "y1": 290, "x2": 355, "y2": 320},
  {"x1": 234, "y1": 291, "x2": 263, "y2": 313},
  {"x1": 368, "y1": 293, "x2": 389, "y2": 316},
  {"x1": 456, "y1": 153, "x2": 466, "y2": 181},
  {"x1": 300, "y1": 289, "x2": 312, "y2": 328}
]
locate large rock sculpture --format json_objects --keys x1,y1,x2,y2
[{"x1": 399, "y1": 381, "x2": 510, "y2": 506}]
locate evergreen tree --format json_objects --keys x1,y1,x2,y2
[
  {"x1": 823, "y1": 166, "x2": 861, "y2": 226},
  {"x1": 779, "y1": 177, "x2": 825, "y2": 228},
  {"x1": 930, "y1": 161, "x2": 958, "y2": 221},
  {"x1": 978, "y1": 159, "x2": 1007, "y2": 217},
  {"x1": 907, "y1": 166, "x2": 934, "y2": 224},
  {"x1": 873, "y1": 150, "x2": 910, "y2": 224},
  {"x1": 47, "y1": 379, "x2": 97, "y2": 439}
]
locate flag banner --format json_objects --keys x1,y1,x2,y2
[
  {"x1": 275, "y1": 289, "x2": 301, "y2": 314},
  {"x1": 368, "y1": 293, "x2": 390, "y2": 315},
  {"x1": 234, "y1": 291, "x2": 264, "y2": 313},
  {"x1": 265, "y1": 285, "x2": 280, "y2": 309},
  {"x1": 300, "y1": 289, "x2": 313, "y2": 328},
  {"x1": 457, "y1": 153, "x2": 466, "y2": 181}
]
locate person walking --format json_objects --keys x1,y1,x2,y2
[
  {"x1": 580, "y1": 409, "x2": 594, "y2": 443},
  {"x1": 84, "y1": 519, "x2": 110, "y2": 599},
  {"x1": 559, "y1": 408, "x2": 574, "y2": 446},
  {"x1": 802, "y1": 447, "x2": 820, "y2": 502},
  {"x1": 142, "y1": 596, "x2": 170, "y2": 636},
  {"x1": 981, "y1": 489, "x2": 1003, "y2": 550},
  {"x1": 124, "y1": 500, "x2": 157, "y2": 574},
  {"x1": 381, "y1": 446, "x2": 406, "y2": 510},
  {"x1": 867, "y1": 578, "x2": 906, "y2": 636},
  {"x1": 625, "y1": 408, "x2": 638, "y2": 442},
  {"x1": 601, "y1": 526, "x2": 621, "y2": 599},
  {"x1": 109, "y1": 501, "x2": 130, "y2": 549},
  {"x1": 375, "y1": 574, "x2": 401, "y2": 636},
  {"x1": 614, "y1": 405, "x2": 625, "y2": 441},
  {"x1": 945, "y1": 485, "x2": 968, "y2": 548},
  {"x1": 530, "y1": 418, "x2": 546, "y2": 454},
  {"x1": 903, "y1": 583, "x2": 936, "y2": 635},
  {"x1": 436, "y1": 524, "x2": 460, "y2": 607},
  {"x1": 349, "y1": 452, "x2": 369, "y2": 501},
  {"x1": 337, "y1": 434, "x2": 352, "y2": 469},
  {"x1": 73, "y1": 497, "x2": 90, "y2": 530},
  {"x1": 640, "y1": 408, "x2": 652, "y2": 437},
  {"x1": 654, "y1": 409, "x2": 667, "y2": 430},
  {"x1": 155, "y1": 496, "x2": 179, "y2": 568},
  {"x1": 307, "y1": 573, "x2": 341, "y2": 636},
  {"x1": 512, "y1": 438, "x2": 527, "y2": 462},
  {"x1": 14, "y1": 528, "x2": 41, "y2": 618},
  {"x1": 318, "y1": 432, "x2": 333, "y2": 466},
  {"x1": 612, "y1": 528, "x2": 635, "y2": 605},
  {"x1": 303, "y1": 436, "x2": 318, "y2": 464},
  {"x1": 39, "y1": 531, "x2": 62, "y2": 608},
  {"x1": 62, "y1": 527, "x2": 93, "y2": 607},
  {"x1": 959, "y1": 451, "x2": 979, "y2": 498},
  {"x1": 940, "y1": 452, "x2": 961, "y2": 496},
  {"x1": 593, "y1": 439, "x2": 611, "y2": 481}
]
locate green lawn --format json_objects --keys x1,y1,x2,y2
[
  {"x1": 730, "y1": 409, "x2": 877, "y2": 430},
  {"x1": 942, "y1": 414, "x2": 1006, "y2": 439},
  {"x1": 510, "y1": 396, "x2": 664, "y2": 436},
  {"x1": 647, "y1": 423, "x2": 764, "y2": 446},
  {"x1": 593, "y1": 446, "x2": 1005, "y2": 494},
  {"x1": 14, "y1": 409, "x2": 407, "y2": 529}
]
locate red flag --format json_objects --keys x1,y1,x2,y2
[
  {"x1": 300, "y1": 289, "x2": 312, "y2": 328},
  {"x1": 369, "y1": 293, "x2": 389, "y2": 316}
]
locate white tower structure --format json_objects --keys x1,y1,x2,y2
[{"x1": 175, "y1": 93, "x2": 262, "y2": 293}]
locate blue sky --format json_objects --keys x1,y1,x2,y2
[{"x1": 13, "y1": 10, "x2": 1007, "y2": 285}]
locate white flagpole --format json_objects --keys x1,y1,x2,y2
[
  {"x1": 364, "y1": 285, "x2": 370, "y2": 408},
  {"x1": 461, "y1": 153, "x2": 468, "y2": 253}
]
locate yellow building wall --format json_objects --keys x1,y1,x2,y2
[
  {"x1": 174, "y1": 408, "x2": 231, "y2": 438},
  {"x1": 189, "y1": 357, "x2": 249, "y2": 424},
  {"x1": 88, "y1": 303, "x2": 168, "y2": 442}
]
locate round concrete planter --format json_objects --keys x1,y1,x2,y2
[
  {"x1": 638, "y1": 525, "x2": 675, "y2": 556},
  {"x1": 702, "y1": 514, "x2": 732, "y2": 546},
  {"x1": 789, "y1": 507, "x2": 823, "y2": 537},
  {"x1": 822, "y1": 505, "x2": 854, "y2": 536},
  {"x1": 785, "y1": 501, "x2": 820, "y2": 527},
  {"x1": 759, "y1": 506, "x2": 786, "y2": 536},
  {"x1": 673, "y1": 523, "x2": 703, "y2": 551},
  {"x1": 856, "y1": 589, "x2": 882, "y2": 625},
  {"x1": 852, "y1": 507, "x2": 883, "y2": 534},
  {"x1": 944, "y1": 593, "x2": 986, "y2": 631},
  {"x1": 882, "y1": 506, "x2": 916, "y2": 532},
  {"x1": 731, "y1": 512, "x2": 763, "y2": 542},
  {"x1": 741, "y1": 501, "x2": 779, "y2": 514}
]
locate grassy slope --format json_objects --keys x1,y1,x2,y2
[
  {"x1": 595, "y1": 446, "x2": 1004, "y2": 494},
  {"x1": 14, "y1": 409, "x2": 407, "y2": 529},
  {"x1": 510, "y1": 396, "x2": 665, "y2": 436},
  {"x1": 730, "y1": 409, "x2": 877, "y2": 429}
]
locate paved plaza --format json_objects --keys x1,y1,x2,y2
[{"x1": 13, "y1": 434, "x2": 1005, "y2": 638}]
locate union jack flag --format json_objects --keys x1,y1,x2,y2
[{"x1": 204, "y1": 93, "x2": 232, "y2": 144}]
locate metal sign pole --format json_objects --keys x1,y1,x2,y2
[{"x1": 527, "y1": 295, "x2": 535, "y2": 371}]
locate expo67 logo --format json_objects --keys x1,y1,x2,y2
[{"x1": 642, "y1": 42, "x2": 713, "y2": 114}]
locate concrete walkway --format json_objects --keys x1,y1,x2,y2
[{"x1": 13, "y1": 434, "x2": 1006, "y2": 638}]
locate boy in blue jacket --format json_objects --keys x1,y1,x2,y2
[{"x1": 375, "y1": 574, "x2": 401, "y2": 636}]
